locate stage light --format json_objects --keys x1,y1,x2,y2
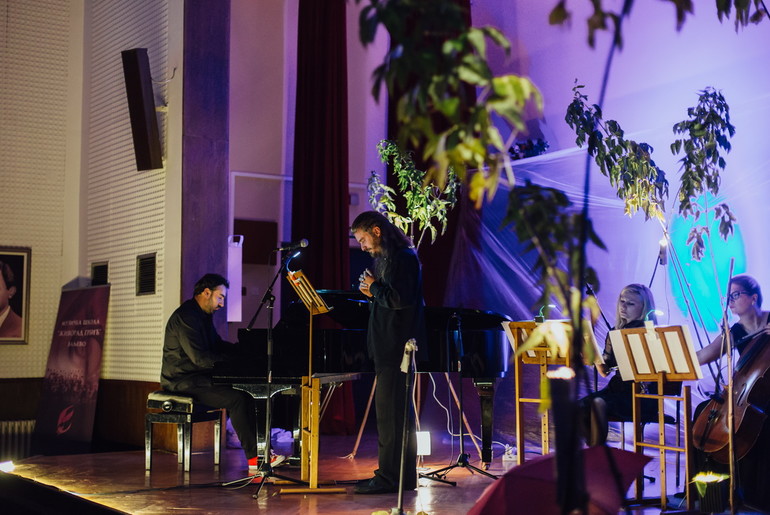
[
  {"x1": 644, "y1": 309, "x2": 664, "y2": 321},
  {"x1": 535, "y1": 304, "x2": 556, "y2": 323},
  {"x1": 0, "y1": 461, "x2": 15, "y2": 473},
  {"x1": 416, "y1": 431, "x2": 431, "y2": 456},
  {"x1": 658, "y1": 237, "x2": 668, "y2": 265}
]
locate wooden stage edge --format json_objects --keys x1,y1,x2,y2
[{"x1": 0, "y1": 428, "x2": 718, "y2": 515}]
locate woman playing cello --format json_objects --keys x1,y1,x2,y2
[{"x1": 695, "y1": 274, "x2": 770, "y2": 511}]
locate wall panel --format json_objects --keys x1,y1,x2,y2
[
  {"x1": 86, "y1": 1, "x2": 172, "y2": 382},
  {"x1": 0, "y1": 0, "x2": 69, "y2": 377}
]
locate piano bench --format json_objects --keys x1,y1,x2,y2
[{"x1": 145, "y1": 390, "x2": 223, "y2": 472}]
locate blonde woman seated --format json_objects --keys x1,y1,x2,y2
[{"x1": 579, "y1": 284, "x2": 659, "y2": 446}]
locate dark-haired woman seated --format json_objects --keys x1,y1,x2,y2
[{"x1": 695, "y1": 274, "x2": 770, "y2": 512}]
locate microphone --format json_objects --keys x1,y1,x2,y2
[{"x1": 275, "y1": 239, "x2": 309, "y2": 252}]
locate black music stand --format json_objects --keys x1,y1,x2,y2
[
  {"x1": 420, "y1": 314, "x2": 497, "y2": 484},
  {"x1": 225, "y1": 250, "x2": 306, "y2": 496}
]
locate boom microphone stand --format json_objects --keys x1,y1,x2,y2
[
  {"x1": 226, "y1": 250, "x2": 306, "y2": 496},
  {"x1": 420, "y1": 313, "x2": 497, "y2": 484}
]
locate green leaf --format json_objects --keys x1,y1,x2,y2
[
  {"x1": 457, "y1": 56, "x2": 491, "y2": 86},
  {"x1": 549, "y1": 1, "x2": 569, "y2": 25},
  {"x1": 467, "y1": 28, "x2": 488, "y2": 59}
]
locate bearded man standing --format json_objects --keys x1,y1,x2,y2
[{"x1": 351, "y1": 211, "x2": 426, "y2": 494}]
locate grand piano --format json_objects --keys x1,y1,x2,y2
[{"x1": 214, "y1": 290, "x2": 510, "y2": 464}]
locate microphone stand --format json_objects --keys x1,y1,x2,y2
[
  {"x1": 245, "y1": 251, "x2": 293, "y2": 331},
  {"x1": 230, "y1": 250, "x2": 306, "y2": 496},
  {"x1": 394, "y1": 339, "x2": 417, "y2": 515},
  {"x1": 722, "y1": 262, "x2": 736, "y2": 513},
  {"x1": 698, "y1": 262, "x2": 736, "y2": 512},
  {"x1": 420, "y1": 313, "x2": 497, "y2": 484}
]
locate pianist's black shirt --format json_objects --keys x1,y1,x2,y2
[{"x1": 161, "y1": 299, "x2": 232, "y2": 391}]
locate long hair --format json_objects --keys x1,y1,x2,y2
[
  {"x1": 730, "y1": 274, "x2": 763, "y2": 307},
  {"x1": 615, "y1": 283, "x2": 656, "y2": 328},
  {"x1": 351, "y1": 211, "x2": 412, "y2": 256},
  {"x1": 351, "y1": 211, "x2": 413, "y2": 277}
]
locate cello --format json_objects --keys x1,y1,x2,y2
[{"x1": 692, "y1": 330, "x2": 770, "y2": 463}]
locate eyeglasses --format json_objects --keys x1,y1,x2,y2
[{"x1": 728, "y1": 291, "x2": 750, "y2": 301}]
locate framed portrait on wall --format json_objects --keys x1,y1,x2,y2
[{"x1": 0, "y1": 246, "x2": 30, "y2": 343}]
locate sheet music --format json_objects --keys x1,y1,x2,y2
[
  {"x1": 609, "y1": 330, "x2": 635, "y2": 381},
  {"x1": 665, "y1": 331, "x2": 688, "y2": 373},
  {"x1": 504, "y1": 320, "x2": 604, "y2": 362},
  {"x1": 502, "y1": 322, "x2": 538, "y2": 357},
  {"x1": 612, "y1": 325, "x2": 702, "y2": 381},
  {"x1": 645, "y1": 323, "x2": 671, "y2": 374},
  {"x1": 658, "y1": 325, "x2": 703, "y2": 379},
  {"x1": 627, "y1": 333, "x2": 651, "y2": 375}
]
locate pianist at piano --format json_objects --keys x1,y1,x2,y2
[
  {"x1": 160, "y1": 273, "x2": 260, "y2": 469},
  {"x1": 351, "y1": 210, "x2": 427, "y2": 495}
]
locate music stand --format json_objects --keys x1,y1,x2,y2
[
  {"x1": 224, "y1": 252, "x2": 308, "y2": 496},
  {"x1": 420, "y1": 314, "x2": 497, "y2": 484},
  {"x1": 504, "y1": 319, "x2": 603, "y2": 464},
  {"x1": 609, "y1": 323, "x2": 701, "y2": 510},
  {"x1": 279, "y1": 270, "x2": 346, "y2": 493}
]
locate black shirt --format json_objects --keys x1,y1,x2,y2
[
  {"x1": 160, "y1": 299, "x2": 230, "y2": 391},
  {"x1": 366, "y1": 247, "x2": 426, "y2": 370},
  {"x1": 731, "y1": 312, "x2": 770, "y2": 356}
]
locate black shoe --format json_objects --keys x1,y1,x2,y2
[{"x1": 353, "y1": 478, "x2": 398, "y2": 495}]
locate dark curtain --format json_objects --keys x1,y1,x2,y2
[
  {"x1": 386, "y1": 0, "x2": 476, "y2": 307},
  {"x1": 291, "y1": 0, "x2": 355, "y2": 434}
]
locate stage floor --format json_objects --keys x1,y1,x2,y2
[{"x1": 1, "y1": 426, "x2": 718, "y2": 515}]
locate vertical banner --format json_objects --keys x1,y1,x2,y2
[
  {"x1": 33, "y1": 285, "x2": 110, "y2": 455},
  {"x1": 227, "y1": 234, "x2": 243, "y2": 323}
]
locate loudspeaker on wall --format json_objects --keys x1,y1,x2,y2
[{"x1": 121, "y1": 48, "x2": 163, "y2": 171}]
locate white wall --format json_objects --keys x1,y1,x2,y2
[
  {"x1": 228, "y1": 0, "x2": 292, "y2": 334},
  {"x1": 0, "y1": 0, "x2": 71, "y2": 377},
  {"x1": 226, "y1": 0, "x2": 389, "y2": 336},
  {"x1": 0, "y1": 0, "x2": 185, "y2": 382},
  {"x1": 81, "y1": 0, "x2": 183, "y2": 382},
  {"x1": 346, "y1": 0, "x2": 389, "y2": 221}
]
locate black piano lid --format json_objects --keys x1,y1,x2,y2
[
  {"x1": 314, "y1": 289, "x2": 511, "y2": 331},
  {"x1": 315, "y1": 290, "x2": 369, "y2": 328}
]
